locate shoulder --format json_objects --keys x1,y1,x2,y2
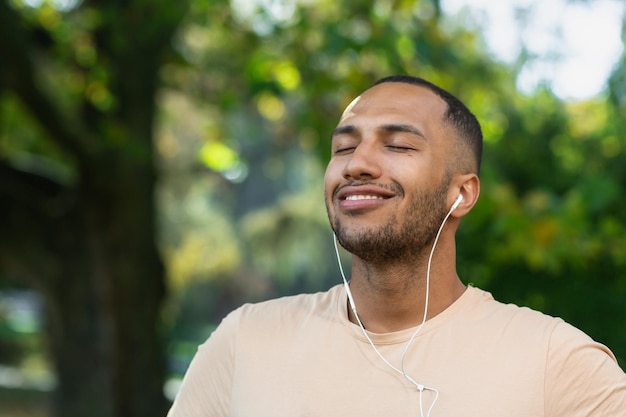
[
  {"x1": 465, "y1": 287, "x2": 626, "y2": 414},
  {"x1": 458, "y1": 287, "x2": 606, "y2": 360},
  {"x1": 191, "y1": 284, "x2": 344, "y2": 375},
  {"x1": 544, "y1": 318, "x2": 626, "y2": 414},
  {"x1": 462, "y1": 286, "x2": 563, "y2": 335},
  {"x1": 221, "y1": 284, "x2": 343, "y2": 333},
  {"x1": 466, "y1": 287, "x2": 616, "y2": 354}
]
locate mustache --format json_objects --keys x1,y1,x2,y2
[{"x1": 333, "y1": 181, "x2": 404, "y2": 199}]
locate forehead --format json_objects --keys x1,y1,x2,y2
[{"x1": 338, "y1": 82, "x2": 448, "y2": 130}]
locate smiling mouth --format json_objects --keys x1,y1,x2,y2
[{"x1": 344, "y1": 195, "x2": 385, "y2": 201}]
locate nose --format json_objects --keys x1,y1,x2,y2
[{"x1": 342, "y1": 142, "x2": 382, "y2": 181}]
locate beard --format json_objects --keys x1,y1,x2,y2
[{"x1": 327, "y1": 174, "x2": 451, "y2": 264}]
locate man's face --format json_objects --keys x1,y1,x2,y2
[{"x1": 324, "y1": 82, "x2": 454, "y2": 262}]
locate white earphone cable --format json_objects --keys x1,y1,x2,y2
[{"x1": 333, "y1": 199, "x2": 458, "y2": 417}]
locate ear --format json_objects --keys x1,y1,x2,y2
[{"x1": 449, "y1": 173, "x2": 480, "y2": 218}]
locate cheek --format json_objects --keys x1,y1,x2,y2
[{"x1": 323, "y1": 161, "x2": 342, "y2": 199}]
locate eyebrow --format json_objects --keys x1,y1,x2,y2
[
  {"x1": 331, "y1": 123, "x2": 427, "y2": 140},
  {"x1": 331, "y1": 125, "x2": 356, "y2": 138},
  {"x1": 379, "y1": 123, "x2": 427, "y2": 140}
]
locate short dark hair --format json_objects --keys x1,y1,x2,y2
[{"x1": 373, "y1": 75, "x2": 483, "y2": 175}]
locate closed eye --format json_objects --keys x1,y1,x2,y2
[
  {"x1": 334, "y1": 146, "x2": 356, "y2": 154},
  {"x1": 386, "y1": 145, "x2": 415, "y2": 151}
]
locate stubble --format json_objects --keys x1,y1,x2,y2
[{"x1": 328, "y1": 175, "x2": 451, "y2": 264}]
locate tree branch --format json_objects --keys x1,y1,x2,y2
[{"x1": 0, "y1": 0, "x2": 101, "y2": 162}]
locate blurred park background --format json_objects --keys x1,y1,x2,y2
[{"x1": 1, "y1": 0, "x2": 625, "y2": 416}]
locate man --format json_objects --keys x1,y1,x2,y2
[{"x1": 167, "y1": 75, "x2": 626, "y2": 416}]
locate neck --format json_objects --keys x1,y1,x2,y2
[{"x1": 345, "y1": 237, "x2": 466, "y2": 333}]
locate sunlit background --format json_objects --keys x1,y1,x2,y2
[
  {"x1": 444, "y1": 0, "x2": 624, "y2": 99},
  {"x1": 1, "y1": 0, "x2": 625, "y2": 416}
]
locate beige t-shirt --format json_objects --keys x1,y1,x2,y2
[{"x1": 168, "y1": 285, "x2": 626, "y2": 416}]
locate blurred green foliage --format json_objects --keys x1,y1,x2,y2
[
  {"x1": 1, "y1": 0, "x2": 625, "y2": 414},
  {"x1": 157, "y1": 0, "x2": 626, "y2": 369}
]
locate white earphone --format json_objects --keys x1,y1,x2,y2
[
  {"x1": 332, "y1": 193, "x2": 465, "y2": 417},
  {"x1": 451, "y1": 194, "x2": 463, "y2": 211}
]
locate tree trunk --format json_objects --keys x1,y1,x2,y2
[
  {"x1": 0, "y1": 160, "x2": 168, "y2": 417},
  {"x1": 0, "y1": 0, "x2": 188, "y2": 414}
]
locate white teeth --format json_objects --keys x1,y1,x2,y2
[{"x1": 345, "y1": 195, "x2": 384, "y2": 201}]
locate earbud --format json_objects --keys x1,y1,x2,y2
[{"x1": 451, "y1": 194, "x2": 463, "y2": 211}]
